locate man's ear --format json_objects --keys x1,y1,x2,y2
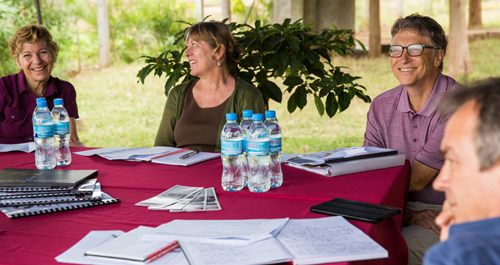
[{"x1": 434, "y1": 49, "x2": 444, "y2": 68}]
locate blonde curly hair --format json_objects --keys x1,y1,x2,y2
[{"x1": 9, "y1": 24, "x2": 59, "y2": 69}]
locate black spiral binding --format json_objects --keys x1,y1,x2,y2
[{"x1": 10, "y1": 198, "x2": 121, "y2": 219}]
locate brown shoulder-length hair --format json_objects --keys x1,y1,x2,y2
[
  {"x1": 185, "y1": 21, "x2": 243, "y2": 70},
  {"x1": 9, "y1": 24, "x2": 59, "y2": 68}
]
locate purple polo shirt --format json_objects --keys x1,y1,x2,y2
[
  {"x1": 0, "y1": 71, "x2": 79, "y2": 144},
  {"x1": 363, "y1": 73, "x2": 457, "y2": 205}
]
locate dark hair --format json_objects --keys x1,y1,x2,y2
[
  {"x1": 439, "y1": 78, "x2": 500, "y2": 170},
  {"x1": 391, "y1": 14, "x2": 447, "y2": 72},
  {"x1": 185, "y1": 21, "x2": 243, "y2": 70},
  {"x1": 9, "y1": 24, "x2": 59, "y2": 67}
]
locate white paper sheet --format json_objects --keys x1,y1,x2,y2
[
  {"x1": 147, "y1": 218, "x2": 289, "y2": 244},
  {"x1": 277, "y1": 216, "x2": 388, "y2": 264},
  {"x1": 180, "y1": 237, "x2": 293, "y2": 265},
  {"x1": 151, "y1": 151, "x2": 220, "y2": 166},
  {"x1": 0, "y1": 142, "x2": 36, "y2": 153}
]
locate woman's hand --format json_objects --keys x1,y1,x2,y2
[{"x1": 69, "y1": 118, "x2": 85, "y2": 147}]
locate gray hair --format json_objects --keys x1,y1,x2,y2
[
  {"x1": 439, "y1": 78, "x2": 500, "y2": 170},
  {"x1": 391, "y1": 14, "x2": 447, "y2": 72}
]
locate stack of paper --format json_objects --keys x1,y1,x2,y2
[
  {"x1": 56, "y1": 227, "x2": 189, "y2": 265},
  {"x1": 285, "y1": 146, "x2": 405, "y2": 177},
  {"x1": 136, "y1": 185, "x2": 221, "y2": 212},
  {"x1": 57, "y1": 216, "x2": 388, "y2": 265},
  {"x1": 0, "y1": 142, "x2": 36, "y2": 153},
  {"x1": 74, "y1": 147, "x2": 221, "y2": 166},
  {"x1": 0, "y1": 168, "x2": 120, "y2": 218}
]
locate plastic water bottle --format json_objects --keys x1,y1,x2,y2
[
  {"x1": 247, "y1": 113, "x2": 271, "y2": 193},
  {"x1": 240, "y1": 110, "x2": 253, "y2": 187},
  {"x1": 33, "y1": 99, "x2": 56, "y2": 170},
  {"x1": 221, "y1": 113, "x2": 244, "y2": 191},
  {"x1": 264, "y1": 110, "x2": 283, "y2": 188},
  {"x1": 51, "y1": 98, "x2": 72, "y2": 166},
  {"x1": 33, "y1": 98, "x2": 46, "y2": 119}
]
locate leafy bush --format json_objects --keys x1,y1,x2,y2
[{"x1": 138, "y1": 19, "x2": 370, "y2": 118}]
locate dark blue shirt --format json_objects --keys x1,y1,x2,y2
[{"x1": 424, "y1": 217, "x2": 500, "y2": 264}]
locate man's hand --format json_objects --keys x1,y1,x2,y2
[
  {"x1": 404, "y1": 208, "x2": 442, "y2": 234},
  {"x1": 435, "y1": 201, "x2": 454, "y2": 241}
]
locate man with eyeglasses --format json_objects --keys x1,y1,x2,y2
[{"x1": 363, "y1": 14, "x2": 458, "y2": 265}]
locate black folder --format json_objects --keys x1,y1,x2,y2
[
  {"x1": 310, "y1": 198, "x2": 402, "y2": 223},
  {"x1": 0, "y1": 168, "x2": 98, "y2": 187}
]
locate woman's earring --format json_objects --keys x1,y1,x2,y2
[{"x1": 216, "y1": 60, "x2": 221, "y2": 67}]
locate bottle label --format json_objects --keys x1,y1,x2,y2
[
  {"x1": 242, "y1": 138, "x2": 247, "y2": 152},
  {"x1": 269, "y1": 137, "x2": 282, "y2": 153},
  {"x1": 221, "y1": 139, "x2": 242, "y2": 155},
  {"x1": 34, "y1": 124, "x2": 53, "y2": 138},
  {"x1": 54, "y1": 121, "x2": 70, "y2": 135},
  {"x1": 247, "y1": 140, "x2": 269, "y2": 156}
]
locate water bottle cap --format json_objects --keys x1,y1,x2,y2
[
  {"x1": 265, "y1": 110, "x2": 276, "y2": 118},
  {"x1": 54, "y1": 98, "x2": 63, "y2": 105},
  {"x1": 37, "y1": 100, "x2": 47, "y2": 107},
  {"x1": 226, "y1": 113, "x2": 237, "y2": 121},
  {"x1": 242, "y1": 110, "x2": 253, "y2": 118},
  {"x1": 252, "y1": 113, "x2": 263, "y2": 121},
  {"x1": 36, "y1": 98, "x2": 46, "y2": 104}
]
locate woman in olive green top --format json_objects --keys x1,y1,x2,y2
[{"x1": 154, "y1": 21, "x2": 266, "y2": 152}]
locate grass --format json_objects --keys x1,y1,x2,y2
[{"x1": 67, "y1": 38, "x2": 500, "y2": 153}]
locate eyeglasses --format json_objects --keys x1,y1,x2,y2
[{"x1": 388, "y1": 44, "x2": 440, "y2": 58}]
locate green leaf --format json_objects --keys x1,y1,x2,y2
[
  {"x1": 283, "y1": 76, "x2": 303, "y2": 86},
  {"x1": 319, "y1": 86, "x2": 332, "y2": 97},
  {"x1": 287, "y1": 34, "x2": 300, "y2": 51},
  {"x1": 287, "y1": 93, "x2": 297, "y2": 113},
  {"x1": 314, "y1": 95, "x2": 325, "y2": 116},
  {"x1": 255, "y1": 20, "x2": 261, "y2": 31},
  {"x1": 283, "y1": 18, "x2": 291, "y2": 28},
  {"x1": 263, "y1": 80, "x2": 283, "y2": 103},
  {"x1": 290, "y1": 57, "x2": 301, "y2": 74},
  {"x1": 164, "y1": 74, "x2": 178, "y2": 96},
  {"x1": 294, "y1": 86, "x2": 307, "y2": 109},
  {"x1": 238, "y1": 71, "x2": 255, "y2": 83},
  {"x1": 312, "y1": 68, "x2": 325, "y2": 78},
  {"x1": 338, "y1": 91, "x2": 351, "y2": 112},
  {"x1": 138, "y1": 64, "x2": 153, "y2": 84},
  {"x1": 255, "y1": 70, "x2": 268, "y2": 84},
  {"x1": 325, "y1": 93, "x2": 338, "y2": 118}
]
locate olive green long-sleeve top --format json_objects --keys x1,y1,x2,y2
[{"x1": 154, "y1": 77, "x2": 266, "y2": 152}]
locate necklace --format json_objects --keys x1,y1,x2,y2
[{"x1": 200, "y1": 77, "x2": 228, "y2": 90}]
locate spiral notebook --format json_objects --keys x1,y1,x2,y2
[
  {"x1": 0, "y1": 182, "x2": 102, "y2": 207},
  {"x1": 0, "y1": 192, "x2": 120, "y2": 219},
  {"x1": 0, "y1": 179, "x2": 98, "y2": 199}
]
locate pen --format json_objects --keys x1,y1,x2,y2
[
  {"x1": 151, "y1": 148, "x2": 190, "y2": 160},
  {"x1": 179, "y1": 150, "x2": 200, "y2": 160},
  {"x1": 146, "y1": 240, "x2": 179, "y2": 263}
]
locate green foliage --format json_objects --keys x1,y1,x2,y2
[
  {"x1": 231, "y1": 0, "x2": 273, "y2": 25},
  {"x1": 138, "y1": 18, "x2": 371, "y2": 118},
  {"x1": 99, "y1": 0, "x2": 195, "y2": 63}
]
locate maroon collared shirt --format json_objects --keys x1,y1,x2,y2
[
  {"x1": 363, "y1": 73, "x2": 457, "y2": 205},
  {"x1": 0, "y1": 71, "x2": 79, "y2": 144}
]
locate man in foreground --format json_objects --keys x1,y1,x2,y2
[
  {"x1": 363, "y1": 14, "x2": 456, "y2": 264},
  {"x1": 423, "y1": 78, "x2": 500, "y2": 264}
]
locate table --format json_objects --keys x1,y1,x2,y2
[{"x1": 0, "y1": 147, "x2": 410, "y2": 265}]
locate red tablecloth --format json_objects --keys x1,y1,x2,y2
[{"x1": 0, "y1": 147, "x2": 410, "y2": 265}]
